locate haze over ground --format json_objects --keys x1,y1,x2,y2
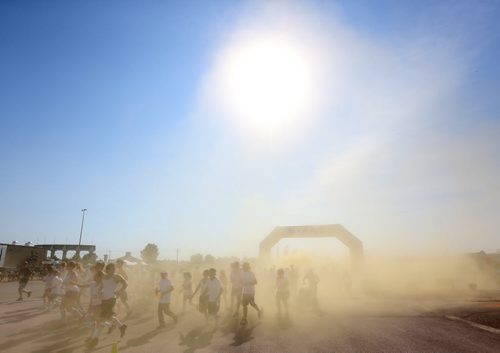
[{"x1": 0, "y1": 0, "x2": 499, "y2": 259}]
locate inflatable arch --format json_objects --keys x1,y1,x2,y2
[{"x1": 259, "y1": 224, "x2": 363, "y2": 269}]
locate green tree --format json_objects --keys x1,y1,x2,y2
[
  {"x1": 141, "y1": 243, "x2": 159, "y2": 264},
  {"x1": 82, "y1": 252, "x2": 97, "y2": 265},
  {"x1": 204, "y1": 254, "x2": 215, "y2": 265},
  {"x1": 190, "y1": 253, "x2": 203, "y2": 266}
]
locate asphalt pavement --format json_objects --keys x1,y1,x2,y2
[{"x1": 1, "y1": 281, "x2": 499, "y2": 353}]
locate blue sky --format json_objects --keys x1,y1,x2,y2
[{"x1": 1, "y1": 0, "x2": 499, "y2": 259}]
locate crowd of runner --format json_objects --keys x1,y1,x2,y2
[{"x1": 14, "y1": 258, "x2": 331, "y2": 349}]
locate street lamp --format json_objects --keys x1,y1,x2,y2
[{"x1": 77, "y1": 209, "x2": 87, "y2": 255}]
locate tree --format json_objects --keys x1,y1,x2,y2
[
  {"x1": 204, "y1": 254, "x2": 215, "y2": 265},
  {"x1": 141, "y1": 243, "x2": 159, "y2": 264},
  {"x1": 190, "y1": 253, "x2": 203, "y2": 266},
  {"x1": 82, "y1": 252, "x2": 97, "y2": 265}
]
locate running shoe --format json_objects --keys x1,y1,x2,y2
[{"x1": 119, "y1": 324, "x2": 127, "y2": 338}]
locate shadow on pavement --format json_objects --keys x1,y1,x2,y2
[
  {"x1": 179, "y1": 326, "x2": 216, "y2": 353},
  {"x1": 121, "y1": 326, "x2": 170, "y2": 350},
  {"x1": 0, "y1": 307, "x2": 45, "y2": 324},
  {"x1": 231, "y1": 324, "x2": 258, "y2": 347}
]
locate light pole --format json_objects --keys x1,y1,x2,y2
[{"x1": 77, "y1": 209, "x2": 87, "y2": 257}]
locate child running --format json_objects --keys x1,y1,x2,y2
[
  {"x1": 206, "y1": 268, "x2": 223, "y2": 326},
  {"x1": 17, "y1": 262, "x2": 32, "y2": 301},
  {"x1": 42, "y1": 266, "x2": 55, "y2": 309},
  {"x1": 181, "y1": 272, "x2": 193, "y2": 312},
  {"x1": 240, "y1": 262, "x2": 262, "y2": 325},
  {"x1": 85, "y1": 271, "x2": 104, "y2": 348},
  {"x1": 156, "y1": 271, "x2": 178, "y2": 328},
  {"x1": 100, "y1": 263, "x2": 128, "y2": 337},
  {"x1": 60, "y1": 261, "x2": 84, "y2": 321},
  {"x1": 116, "y1": 259, "x2": 131, "y2": 315},
  {"x1": 230, "y1": 262, "x2": 243, "y2": 317},
  {"x1": 276, "y1": 268, "x2": 290, "y2": 318},
  {"x1": 50, "y1": 270, "x2": 64, "y2": 309},
  {"x1": 191, "y1": 269, "x2": 209, "y2": 322}
]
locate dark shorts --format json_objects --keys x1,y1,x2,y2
[
  {"x1": 198, "y1": 295, "x2": 208, "y2": 313},
  {"x1": 231, "y1": 287, "x2": 242, "y2": 297},
  {"x1": 158, "y1": 302, "x2": 171, "y2": 311},
  {"x1": 62, "y1": 290, "x2": 79, "y2": 306},
  {"x1": 241, "y1": 293, "x2": 255, "y2": 306},
  {"x1": 101, "y1": 298, "x2": 116, "y2": 319},
  {"x1": 207, "y1": 302, "x2": 219, "y2": 315},
  {"x1": 19, "y1": 280, "x2": 28, "y2": 289}
]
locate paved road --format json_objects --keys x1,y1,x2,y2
[{"x1": 1, "y1": 281, "x2": 499, "y2": 353}]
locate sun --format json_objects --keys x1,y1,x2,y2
[{"x1": 215, "y1": 34, "x2": 315, "y2": 135}]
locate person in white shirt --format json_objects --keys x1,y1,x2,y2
[
  {"x1": 276, "y1": 268, "x2": 290, "y2": 317},
  {"x1": 206, "y1": 268, "x2": 223, "y2": 324},
  {"x1": 87, "y1": 263, "x2": 128, "y2": 348},
  {"x1": 116, "y1": 259, "x2": 131, "y2": 315},
  {"x1": 85, "y1": 271, "x2": 104, "y2": 348},
  {"x1": 100, "y1": 263, "x2": 128, "y2": 339},
  {"x1": 156, "y1": 271, "x2": 178, "y2": 328},
  {"x1": 240, "y1": 262, "x2": 262, "y2": 325},
  {"x1": 42, "y1": 266, "x2": 55, "y2": 309},
  {"x1": 230, "y1": 262, "x2": 243, "y2": 317},
  {"x1": 50, "y1": 270, "x2": 64, "y2": 305},
  {"x1": 60, "y1": 261, "x2": 83, "y2": 321},
  {"x1": 191, "y1": 269, "x2": 209, "y2": 321}
]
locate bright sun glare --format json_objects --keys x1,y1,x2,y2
[{"x1": 216, "y1": 35, "x2": 315, "y2": 135}]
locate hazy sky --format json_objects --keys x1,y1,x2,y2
[{"x1": 1, "y1": 0, "x2": 499, "y2": 259}]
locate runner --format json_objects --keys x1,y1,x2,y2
[
  {"x1": 276, "y1": 268, "x2": 290, "y2": 317},
  {"x1": 219, "y1": 269, "x2": 228, "y2": 308},
  {"x1": 156, "y1": 271, "x2": 178, "y2": 328},
  {"x1": 230, "y1": 262, "x2": 243, "y2": 316},
  {"x1": 240, "y1": 262, "x2": 262, "y2": 325},
  {"x1": 49, "y1": 270, "x2": 64, "y2": 309},
  {"x1": 289, "y1": 264, "x2": 299, "y2": 294},
  {"x1": 116, "y1": 259, "x2": 131, "y2": 315},
  {"x1": 85, "y1": 271, "x2": 104, "y2": 348},
  {"x1": 181, "y1": 272, "x2": 193, "y2": 312},
  {"x1": 100, "y1": 263, "x2": 127, "y2": 337},
  {"x1": 58, "y1": 261, "x2": 67, "y2": 281},
  {"x1": 206, "y1": 268, "x2": 223, "y2": 325},
  {"x1": 42, "y1": 265, "x2": 55, "y2": 308},
  {"x1": 17, "y1": 261, "x2": 32, "y2": 301},
  {"x1": 191, "y1": 269, "x2": 209, "y2": 322},
  {"x1": 60, "y1": 261, "x2": 84, "y2": 321},
  {"x1": 303, "y1": 268, "x2": 320, "y2": 312}
]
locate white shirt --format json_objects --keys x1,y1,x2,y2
[
  {"x1": 206, "y1": 277, "x2": 222, "y2": 302},
  {"x1": 44, "y1": 274, "x2": 54, "y2": 289},
  {"x1": 52, "y1": 276, "x2": 64, "y2": 295},
  {"x1": 63, "y1": 270, "x2": 80, "y2": 293},
  {"x1": 241, "y1": 271, "x2": 257, "y2": 295},
  {"x1": 102, "y1": 276, "x2": 117, "y2": 300},
  {"x1": 159, "y1": 278, "x2": 173, "y2": 304}
]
